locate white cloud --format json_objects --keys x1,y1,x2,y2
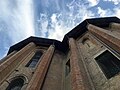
[
  {"x1": 0, "y1": 0, "x2": 120, "y2": 60},
  {"x1": 0, "y1": 0, "x2": 35, "y2": 59},
  {"x1": 114, "y1": 7, "x2": 120, "y2": 18},
  {"x1": 36, "y1": 0, "x2": 96, "y2": 41},
  {"x1": 97, "y1": 7, "x2": 113, "y2": 17},
  {"x1": 36, "y1": 14, "x2": 50, "y2": 38},
  {"x1": 48, "y1": 14, "x2": 69, "y2": 41},
  {"x1": 36, "y1": 0, "x2": 120, "y2": 41},
  {"x1": 68, "y1": 0, "x2": 99, "y2": 7},
  {"x1": 103, "y1": 0, "x2": 120, "y2": 5},
  {"x1": 0, "y1": 0, "x2": 35, "y2": 44},
  {"x1": 97, "y1": 7, "x2": 107, "y2": 16},
  {"x1": 51, "y1": 14, "x2": 57, "y2": 23},
  {"x1": 97, "y1": 6, "x2": 120, "y2": 18},
  {"x1": 40, "y1": 0, "x2": 60, "y2": 10},
  {"x1": 88, "y1": 0, "x2": 100, "y2": 6}
]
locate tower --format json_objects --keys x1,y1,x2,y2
[{"x1": 0, "y1": 17, "x2": 120, "y2": 90}]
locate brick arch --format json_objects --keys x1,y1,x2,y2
[
  {"x1": 6, "y1": 75, "x2": 26, "y2": 90},
  {"x1": 8, "y1": 74, "x2": 28, "y2": 85}
]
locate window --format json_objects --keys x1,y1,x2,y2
[
  {"x1": 66, "y1": 60, "x2": 70, "y2": 76},
  {"x1": 6, "y1": 77, "x2": 24, "y2": 90},
  {"x1": 95, "y1": 50, "x2": 120, "y2": 79},
  {"x1": 26, "y1": 51, "x2": 43, "y2": 68}
]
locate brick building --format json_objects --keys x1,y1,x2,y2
[{"x1": 0, "y1": 17, "x2": 120, "y2": 90}]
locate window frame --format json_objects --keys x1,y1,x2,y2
[
  {"x1": 6, "y1": 76, "x2": 25, "y2": 90},
  {"x1": 25, "y1": 50, "x2": 43, "y2": 68},
  {"x1": 65, "y1": 59, "x2": 70, "y2": 77},
  {"x1": 95, "y1": 50, "x2": 120, "y2": 79}
]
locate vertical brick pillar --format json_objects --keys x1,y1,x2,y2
[
  {"x1": 26, "y1": 45, "x2": 55, "y2": 90},
  {"x1": 0, "y1": 51, "x2": 17, "y2": 65},
  {"x1": 69, "y1": 38, "x2": 87, "y2": 90},
  {"x1": 87, "y1": 24, "x2": 120, "y2": 53},
  {"x1": 110, "y1": 22, "x2": 120, "y2": 30},
  {"x1": 0, "y1": 42, "x2": 36, "y2": 85}
]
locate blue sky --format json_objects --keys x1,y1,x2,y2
[{"x1": 0, "y1": 0, "x2": 120, "y2": 59}]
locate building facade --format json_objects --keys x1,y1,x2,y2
[{"x1": 0, "y1": 17, "x2": 120, "y2": 90}]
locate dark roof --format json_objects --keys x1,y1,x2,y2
[
  {"x1": 8, "y1": 36, "x2": 68, "y2": 54},
  {"x1": 62, "y1": 17, "x2": 120, "y2": 47},
  {"x1": 8, "y1": 17, "x2": 120, "y2": 54}
]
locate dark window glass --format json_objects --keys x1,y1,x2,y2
[
  {"x1": 66, "y1": 60, "x2": 70, "y2": 76},
  {"x1": 6, "y1": 78, "x2": 24, "y2": 90},
  {"x1": 26, "y1": 51, "x2": 43, "y2": 68},
  {"x1": 95, "y1": 50, "x2": 120, "y2": 79}
]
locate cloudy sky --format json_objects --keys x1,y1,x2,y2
[{"x1": 0, "y1": 0, "x2": 120, "y2": 59}]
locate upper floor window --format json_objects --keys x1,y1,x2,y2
[
  {"x1": 6, "y1": 77, "x2": 24, "y2": 90},
  {"x1": 26, "y1": 51, "x2": 43, "y2": 68},
  {"x1": 65, "y1": 60, "x2": 70, "y2": 76},
  {"x1": 95, "y1": 50, "x2": 120, "y2": 79}
]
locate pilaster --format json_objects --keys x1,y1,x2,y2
[
  {"x1": 87, "y1": 24, "x2": 120, "y2": 53},
  {"x1": 26, "y1": 45, "x2": 55, "y2": 90},
  {"x1": 0, "y1": 51, "x2": 17, "y2": 65},
  {"x1": 0, "y1": 42, "x2": 36, "y2": 85},
  {"x1": 110, "y1": 22, "x2": 120, "y2": 30},
  {"x1": 69, "y1": 38, "x2": 89, "y2": 90}
]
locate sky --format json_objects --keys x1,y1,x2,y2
[{"x1": 0, "y1": 0, "x2": 120, "y2": 59}]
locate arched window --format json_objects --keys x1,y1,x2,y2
[
  {"x1": 6, "y1": 77, "x2": 24, "y2": 90},
  {"x1": 65, "y1": 60, "x2": 70, "y2": 76},
  {"x1": 82, "y1": 38, "x2": 95, "y2": 49},
  {"x1": 26, "y1": 51, "x2": 43, "y2": 68}
]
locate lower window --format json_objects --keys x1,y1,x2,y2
[{"x1": 95, "y1": 50, "x2": 120, "y2": 79}]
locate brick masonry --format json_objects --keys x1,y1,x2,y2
[
  {"x1": 26, "y1": 45, "x2": 55, "y2": 90},
  {"x1": 0, "y1": 18, "x2": 120, "y2": 90},
  {"x1": 69, "y1": 38, "x2": 91, "y2": 90},
  {"x1": 0, "y1": 42, "x2": 36, "y2": 85},
  {"x1": 88, "y1": 24, "x2": 120, "y2": 53}
]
